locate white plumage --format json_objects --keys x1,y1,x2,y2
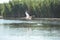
[
  {"x1": 25, "y1": 11, "x2": 32, "y2": 20},
  {"x1": 25, "y1": 11, "x2": 30, "y2": 18}
]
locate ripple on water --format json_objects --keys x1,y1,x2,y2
[{"x1": 0, "y1": 19, "x2": 60, "y2": 40}]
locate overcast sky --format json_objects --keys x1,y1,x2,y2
[{"x1": 0, "y1": 0, "x2": 10, "y2": 3}]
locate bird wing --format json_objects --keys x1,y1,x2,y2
[{"x1": 25, "y1": 11, "x2": 30, "y2": 17}]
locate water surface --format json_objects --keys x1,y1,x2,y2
[{"x1": 0, "y1": 19, "x2": 60, "y2": 40}]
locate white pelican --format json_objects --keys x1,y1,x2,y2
[{"x1": 25, "y1": 11, "x2": 32, "y2": 20}]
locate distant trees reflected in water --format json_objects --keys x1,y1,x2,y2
[{"x1": 3, "y1": 23, "x2": 60, "y2": 31}]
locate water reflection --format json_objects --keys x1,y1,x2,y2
[
  {"x1": 3, "y1": 22, "x2": 60, "y2": 36},
  {"x1": 0, "y1": 19, "x2": 60, "y2": 40}
]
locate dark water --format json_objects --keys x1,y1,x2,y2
[{"x1": 0, "y1": 19, "x2": 60, "y2": 40}]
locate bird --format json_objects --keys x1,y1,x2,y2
[{"x1": 25, "y1": 11, "x2": 32, "y2": 20}]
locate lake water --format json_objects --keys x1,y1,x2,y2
[{"x1": 0, "y1": 19, "x2": 60, "y2": 40}]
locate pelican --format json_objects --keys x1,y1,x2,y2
[{"x1": 25, "y1": 11, "x2": 32, "y2": 20}]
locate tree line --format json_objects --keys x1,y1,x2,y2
[{"x1": 0, "y1": 0, "x2": 60, "y2": 18}]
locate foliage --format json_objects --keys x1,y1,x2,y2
[{"x1": 0, "y1": 0, "x2": 60, "y2": 18}]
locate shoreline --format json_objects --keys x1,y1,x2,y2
[{"x1": 2, "y1": 18, "x2": 60, "y2": 21}]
